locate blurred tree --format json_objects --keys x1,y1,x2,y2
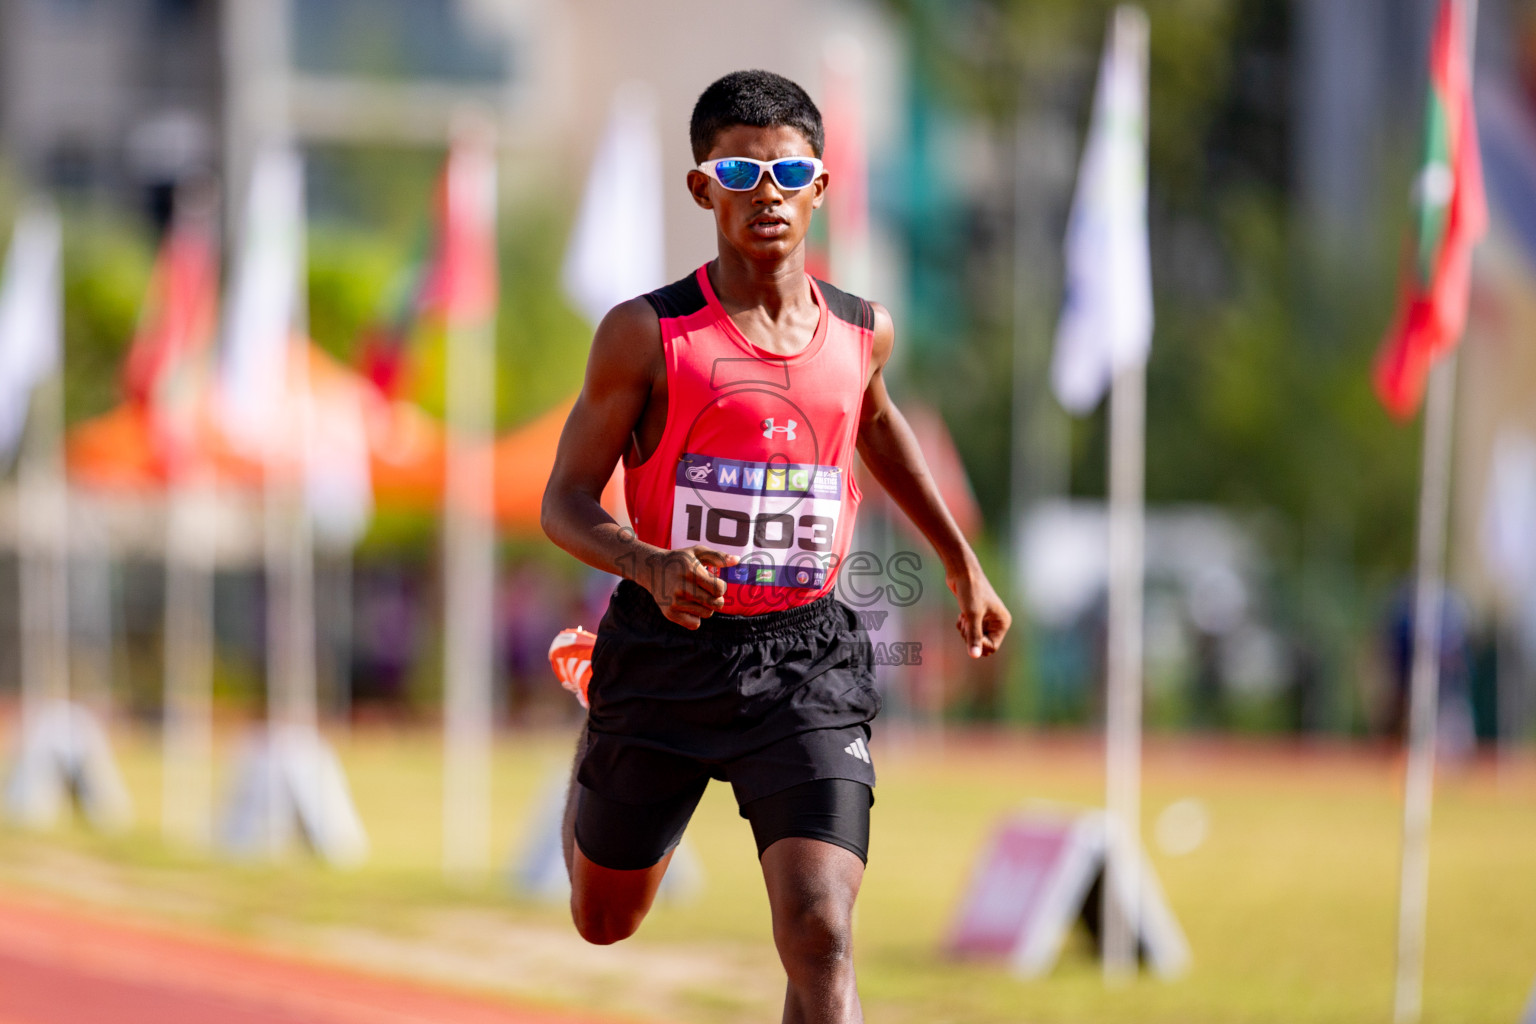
[
  {"x1": 882, "y1": 0, "x2": 1418, "y2": 569},
  {"x1": 879, "y1": 0, "x2": 1424, "y2": 728},
  {"x1": 58, "y1": 208, "x2": 155, "y2": 424},
  {"x1": 399, "y1": 203, "x2": 592, "y2": 431},
  {"x1": 304, "y1": 142, "x2": 591, "y2": 431}
]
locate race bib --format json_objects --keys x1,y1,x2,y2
[{"x1": 671, "y1": 452, "x2": 843, "y2": 589}]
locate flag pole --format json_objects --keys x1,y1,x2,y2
[
  {"x1": 277, "y1": 340, "x2": 318, "y2": 738},
  {"x1": 163, "y1": 474, "x2": 217, "y2": 846},
  {"x1": 18, "y1": 372, "x2": 68, "y2": 724},
  {"x1": 1392, "y1": 0, "x2": 1478, "y2": 1016},
  {"x1": 259, "y1": 202, "x2": 316, "y2": 859},
  {"x1": 1100, "y1": 4, "x2": 1150, "y2": 983},
  {"x1": 1392, "y1": 351, "x2": 1458, "y2": 1024},
  {"x1": 441, "y1": 111, "x2": 499, "y2": 879},
  {"x1": 1103, "y1": 355, "x2": 1146, "y2": 981},
  {"x1": 12, "y1": 208, "x2": 71, "y2": 828},
  {"x1": 6, "y1": 204, "x2": 128, "y2": 831},
  {"x1": 160, "y1": 186, "x2": 221, "y2": 848},
  {"x1": 10, "y1": 207, "x2": 67, "y2": 732}
]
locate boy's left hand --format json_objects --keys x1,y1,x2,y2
[{"x1": 947, "y1": 566, "x2": 1011, "y2": 659}]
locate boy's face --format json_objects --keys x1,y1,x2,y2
[{"x1": 687, "y1": 124, "x2": 827, "y2": 262}]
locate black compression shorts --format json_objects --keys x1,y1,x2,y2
[
  {"x1": 575, "y1": 777, "x2": 874, "y2": 870},
  {"x1": 573, "y1": 579, "x2": 881, "y2": 869}
]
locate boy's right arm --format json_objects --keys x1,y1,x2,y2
[{"x1": 540, "y1": 298, "x2": 735, "y2": 629}]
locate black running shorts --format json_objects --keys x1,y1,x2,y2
[{"x1": 574, "y1": 579, "x2": 880, "y2": 869}]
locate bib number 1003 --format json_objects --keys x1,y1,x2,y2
[{"x1": 680, "y1": 504, "x2": 833, "y2": 552}]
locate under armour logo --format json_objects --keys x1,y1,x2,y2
[{"x1": 763, "y1": 417, "x2": 797, "y2": 440}]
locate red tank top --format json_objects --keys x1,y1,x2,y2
[{"x1": 624, "y1": 264, "x2": 876, "y2": 615}]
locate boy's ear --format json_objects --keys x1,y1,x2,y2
[
  {"x1": 687, "y1": 169, "x2": 714, "y2": 210},
  {"x1": 809, "y1": 170, "x2": 829, "y2": 210}
]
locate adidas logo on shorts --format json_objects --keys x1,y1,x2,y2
[{"x1": 844, "y1": 737, "x2": 871, "y2": 764}]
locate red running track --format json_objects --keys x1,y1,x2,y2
[{"x1": 0, "y1": 893, "x2": 629, "y2": 1024}]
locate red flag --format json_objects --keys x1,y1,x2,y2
[
  {"x1": 1374, "y1": 0, "x2": 1487, "y2": 418},
  {"x1": 359, "y1": 134, "x2": 497, "y2": 398},
  {"x1": 122, "y1": 202, "x2": 219, "y2": 471},
  {"x1": 421, "y1": 135, "x2": 498, "y2": 324},
  {"x1": 821, "y1": 42, "x2": 871, "y2": 291}
]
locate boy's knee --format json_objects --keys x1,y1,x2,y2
[
  {"x1": 569, "y1": 846, "x2": 665, "y2": 946},
  {"x1": 774, "y1": 895, "x2": 854, "y2": 973},
  {"x1": 571, "y1": 897, "x2": 644, "y2": 946}
]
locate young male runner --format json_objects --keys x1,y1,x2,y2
[{"x1": 541, "y1": 69, "x2": 1010, "y2": 1022}]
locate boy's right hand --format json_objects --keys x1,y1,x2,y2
[{"x1": 643, "y1": 545, "x2": 739, "y2": 629}]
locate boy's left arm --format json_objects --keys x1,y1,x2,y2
[{"x1": 855, "y1": 305, "x2": 1011, "y2": 659}]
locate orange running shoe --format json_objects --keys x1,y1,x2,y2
[{"x1": 548, "y1": 626, "x2": 597, "y2": 708}]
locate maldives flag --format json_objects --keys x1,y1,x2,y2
[
  {"x1": 1374, "y1": 0, "x2": 1486, "y2": 419},
  {"x1": 122, "y1": 198, "x2": 219, "y2": 471},
  {"x1": 360, "y1": 134, "x2": 497, "y2": 397},
  {"x1": 424, "y1": 133, "x2": 497, "y2": 326},
  {"x1": 356, "y1": 236, "x2": 427, "y2": 398}
]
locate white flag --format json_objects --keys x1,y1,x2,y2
[
  {"x1": 219, "y1": 149, "x2": 304, "y2": 455},
  {"x1": 562, "y1": 83, "x2": 665, "y2": 326},
  {"x1": 1480, "y1": 431, "x2": 1536, "y2": 599},
  {"x1": 305, "y1": 360, "x2": 374, "y2": 546},
  {"x1": 1051, "y1": 6, "x2": 1152, "y2": 415},
  {"x1": 0, "y1": 206, "x2": 62, "y2": 462}
]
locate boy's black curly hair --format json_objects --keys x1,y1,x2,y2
[{"x1": 689, "y1": 70, "x2": 824, "y2": 163}]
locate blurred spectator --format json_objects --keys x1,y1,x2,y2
[
  {"x1": 1284, "y1": 637, "x2": 1326, "y2": 735},
  {"x1": 1381, "y1": 584, "x2": 1474, "y2": 757},
  {"x1": 1467, "y1": 624, "x2": 1500, "y2": 746},
  {"x1": 350, "y1": 563, "x2": 421, "y2": 719},
  {"x1": 1189, "y1": 626, "x2": 1227, "y2": 731},
  {"x1": 495, "y1": 565, "x2": 617, "y2": 725},
  {"x1": 496, "y1": 564, "x2": 567, "y2": 724}
]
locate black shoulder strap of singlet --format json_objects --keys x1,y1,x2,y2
[
  {"x1": 643, "y1": 271, "x2": 708, "y2": 320},
  {"x1": 813, "y1": 278, "x2": 876, "y2": 331}
]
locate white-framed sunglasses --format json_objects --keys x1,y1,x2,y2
[{"x1": 696, "y1": 157, "x2": 825, "y2": 192}]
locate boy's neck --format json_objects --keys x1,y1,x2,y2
[{"x1": 708, "y1": 244, "x2": 813, "y2": 319}]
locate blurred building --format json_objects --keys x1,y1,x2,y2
[
  {"x1": 0, "y1": 0, "x2": 903, "y2": 280},
  {"x1": 0, "y1": 0, "x2": 223, "y2": 229}
]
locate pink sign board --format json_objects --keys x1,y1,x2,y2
[{"x1": 947, "y1": 818, "x2": 1075, "y2": 958}]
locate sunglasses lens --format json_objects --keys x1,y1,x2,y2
[
  {"x1": 770, "y1": 159, "x2": 818, "y2": 190},
  {"x1": 712, "y1": 160, "x2": 762, "y2": 190}
]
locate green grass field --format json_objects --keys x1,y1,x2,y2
[{"x1": 1, "y1": 722, "x2": 1532, "y2": 1024}]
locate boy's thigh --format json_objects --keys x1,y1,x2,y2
[
  {"x1": 740, "y1": 776, "x2": 874, "y2": 865},
  {"x1": 573, "y1": 777, "x2": 709, "y2": 871},
  {"x1": 574, "y1": 738, "x2": 711, "y2": 871},
  {"x1": 726, "y1": 724, "x2": 879, "y2": 863}
]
